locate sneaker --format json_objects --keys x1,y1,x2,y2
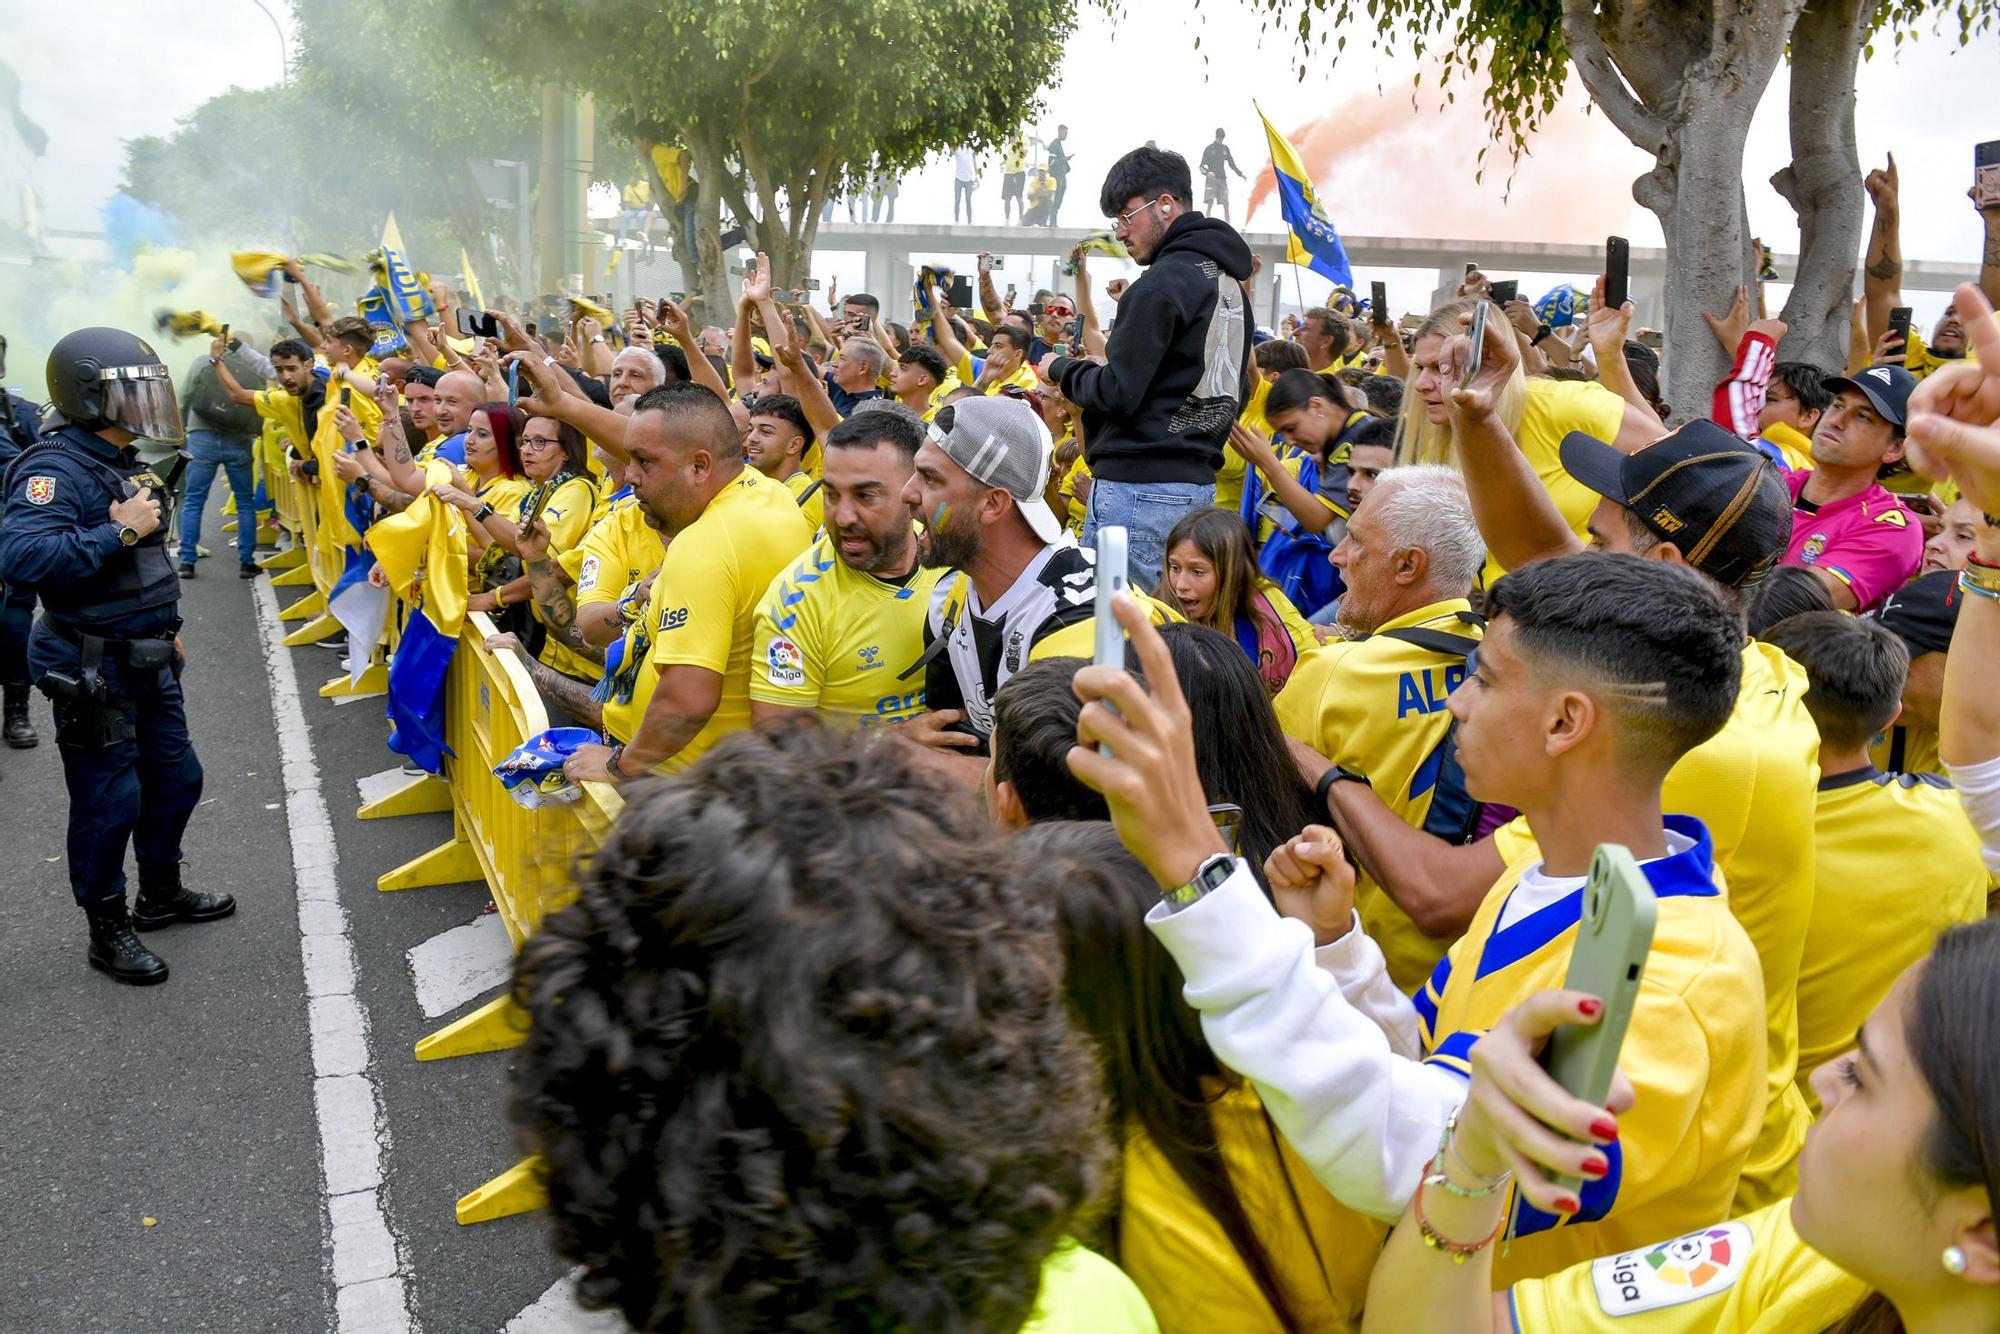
[
  {"x1": 239, "y1": 565, "x2": 260, "y2": 580},
  {"x1": 178, "y1": 563, "x2": 196, "y2": 580},
  {"x1": 314, "y1": 635, "x2": 349, "y2": 653}
]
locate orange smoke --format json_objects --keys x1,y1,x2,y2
[{"x1": 1244, "y1": 66, "x2": 1655, "y2": 245}]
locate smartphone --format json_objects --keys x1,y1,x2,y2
[
  {"x1": 1604, "y1": 236, "x2": 1631, "y2": 311},
  {"x1": 1540, "y1": 843, "x2": 1657, "y2": 1196},
  {"x1": 220, "y1": 322, "x2": 231, "y2": 350},
  {"x1": 339, "y1": 385, "x2": 352, "y2": 409},
  {"x1": 506, "y1": 359, "x2": 519, "y2": 409},
  {"x1": 946, "y1": 276, "x2": 974, "y2": 309},
  {"x1": 1464, "y1": 261, "x2": 1479, "y2": 276},
  {"x1": 455, "y1": 308, "x2": 500, "y2": 339},
  {"x1": 1208, "y1": 803, "x2": 1244, "y2": 857},
  {"x1": 1490, "y1": 279, "x2": 1519, "y2": 306},
  {"x1": 1370, "y1": 281, "x2": 1387, "y2": 320},
  {"x1": 1461, "y1": 300, "x2": 1489, "y2": 384},
  {"x1": 1258, "y1": 493, "x2": 1301, "y2": 535},
  {"x1": 803, "y1": 277, "x2": 821, "y2": 290},
  {"x1": 854, "y1": 313, "x2": 874, "y2": 334},
  {"x1": 990, "y1": 256, "x2": 1005, "y2": 271},
  {"x1": 1976, "y1": 140, "x2": 2000, "y2": 208},
  {"x1": 1093, "y1": 526, "x2": 1130, "y2": 755},
  {"x1": 1888, "y1": 305, "x2": 1914, "y2": 348},
  {"x1": 1029, "y1": 302, "x2": 1046, "y2": 322}
]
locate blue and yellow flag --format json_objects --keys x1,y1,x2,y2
[
  {"x1": 1256, "y1": 102, "x2": 1352, "y2": 290},
  {"x1": 1534, "y1": 284, "x2": 1585, "y2": 330},
  {"x1": 369, "y1": 213, "x2": 435, "y2": 327},
  {"x1": 368, "y1": 462, "x2": 469, "y2": 774},
  {"x1": 231, "y1": 250, "x2": 359, "y2": 298}
]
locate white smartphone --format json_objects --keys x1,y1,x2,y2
[{"x1": 1093, "y1": 526, "x2": 1129, "y2": 757}]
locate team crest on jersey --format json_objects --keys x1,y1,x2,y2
[
  {"x1": 1004, "y1": 629, "x2": 1026, "y2": 673},
  {"x1": 766, "y1": 636, "x2": 806, "y2": 687},
  {"x1": 24, "y1": 476, "x2": 55, "y2": 505},
  {"x1": 1590, "y1": 1222, "x2": 1752, "y2": 1315},
  {"x1": 1799, "y1": 533, "x2": 1827, "y2": 563}
]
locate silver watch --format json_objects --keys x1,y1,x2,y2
[{"x1": 1161, "y1": 852, "x2": 1236, "y2": 912}]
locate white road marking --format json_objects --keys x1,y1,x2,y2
[
  {"x1": 505, "y1": 1271, "x2": 625, "y2": 1333},
  {"x1": 406, "y1": 916, "x2": 515, "y2": 1018},
  {"x1": 253, "y1": 580, "x2": 416, "y2": 1334}
]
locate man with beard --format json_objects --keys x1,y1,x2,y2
[
  {"x1": 561, "y1": 382, "x2": 812, "y2": 783},
  {"x1": 1271, "y1": 464, "x2": 1489, "y2": 994},
  {"x1": 751, "y1": 405, "x2": 941, "y2": 730},
  {"x1": 900, "y1": 396, "x2": 1173, "y2": 777}
]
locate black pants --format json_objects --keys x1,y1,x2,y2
[{"x1": 1, "y1": 584, "x2": 34, "y2": 686}]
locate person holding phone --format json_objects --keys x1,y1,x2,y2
[
  {"x1": 1067, "y1": 554, "x2": 1771, "y2": 1285},
  {"x1": 1360, "y1": 918, "x2": 2000, "y2": 1334}
]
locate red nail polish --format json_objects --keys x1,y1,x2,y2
[
  {"x1": 1558, "y1": 1195, "x2": 1581, "y2": 1214},
  {"x1": 1577, "y1": 997, "x2": 1602, "y2": 1018},
  {"x1": 1591, "y1": 1117, "x2": 1620, "y2": 1141},
  {"x1": 1581, "y1": 1156, "x2": 1609, "y2": 1178}
]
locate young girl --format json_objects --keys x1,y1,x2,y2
[{"x1": 1157, "y1": 508, "x2": 1315, "y2": 694}]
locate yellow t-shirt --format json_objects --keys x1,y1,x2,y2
[
  {"x1": 1869, "y1": 719, "x2": 1942, "y2": 778},
  {"x1": 1274, "y1": 600, "x2": 1483, "y2": 993},
  {"x1": 572, "y1": 492, "x2": 665, "y2": 608},
  {"x1": 955, "y1": 349, "x2": 1037, "y2": 396},
  {"x1": 749, "y1": 535, "x2": 942, "y2": 728},
  {"x1": 1760, "y1": 420, "x2": 1815, "y2": 473},
  {"x1": 1058, "y1": 453, "x2": 1092, "y2": 535},
  {"x1": 1492, "y1": 376, "x2": 1627, "y2": 582},
  {"x1": 780, "y1": 468, "x2": 824, "y2": 533},
  {"x1": 518, "y1": 474, "x2": 599, "y2": 682},
  {"x1": 1507, "y1": 1201, "x2": 1866, "y2": 1333},
  {"x1": 1493, "y1": 641, "x2": 1819, "y2": 1212},
  {"x1": 1216, "y1": 378, "x2": 1274, "y2": 514},
  {"x1": 251, "y1": 386, "x2": 309, "y2": 454},
  {"x1": 1419, "y1": 819, "x2": 1769, "y2": 1286},
  {"x1": 1021, "y1": 1242, "x2": 1159, "y2": 1334},
  {"x1": 599, "y1": 468, "x2": 814, "y2": 769},
  {"x1": 1119, "y1": 1083, "x2": 1385, "y2": 1334},
  {"x1": 470, "y1": 474, "x2": 532, "y2": 589},
  {"x1": 1795, "y1": 768, "x2": 1990, "y2": 1109}
]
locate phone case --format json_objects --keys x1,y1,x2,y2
[
  {"x1": 1462, "y1": 302, "x2": 1490, "y2": 383},
  {"x1": 1540, "y1": 844, "x2": 1657, "y2": 1194},
  {"x1": 1604, "y1": 237, "x2": 1631, "y2": 310},
  {"x1": 1977, "y1": 142, "x2": 2000, "y2": 207},
  {"x1": 1092, "y1": 527, "x2": 1130, "y2": 759}
]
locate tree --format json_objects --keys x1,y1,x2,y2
[
  {"x1": 1193, "y1": 0, "x2": 1995, "y2": 423},
  {"x1": 120, "y1": 0, "x2": 538, "y2": 292},
  {"x1": 436, "y1": 0, "x2": 1075, "y2": 322}
]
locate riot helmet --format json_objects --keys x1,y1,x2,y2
[{"x1": 45, "y1": 327, "x2": 185, "y2": 442}]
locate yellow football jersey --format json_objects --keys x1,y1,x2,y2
[
  {"x1": 749, "y1": 536, "x2": 941, "y2": 728},
  {"x1": 599, "y1": 468, "x2": 813, "y2": 767},
  {"x1": 1119, "y1": 1082, "x2": 1385, "y2": 1334},
  {"x1": 571, "y1": 492, "x2": 665, "y2": 609},
  {"x1": 1274, "y1": 600, "x2": 1483, "y2": 993},
  {"x1": 780, "y1": 468, "x2": 825, "y2": 533},
  {"x1": 1506, "y1": 1200, "x2": 1865, "y2": 1333},
  {"x1": 1491, "y1": 641, "x2": 1819, "y2": 1212},
  {"x1": 1492, "y1": 377, "x2": 1626, "y2": 581},
  {"x1": 1869, "y1": 720, "x2": 1942, "y2": 778},
  {"x1": 1795, "y1": 767, "x2": 1990, "y2": 1110},
  {"x1": 1417, "y1": 817, "x2": 1769, "y2": 1286},
  {"x1": 515, "y1": 473, "x2": 598, "y2": 682}
]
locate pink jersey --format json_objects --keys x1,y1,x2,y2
[{"x1": 1784, "y1": 469, "x2": 1923, "y2": 611}]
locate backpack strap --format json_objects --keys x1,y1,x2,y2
[
  {"x1": 1371, "y1": 611, "x2": 1485, "y2": 660},
  {"x1": 897, "y1": 570, "x2": 968, "y2": 682},
  {"x1": 795, "y1": 477, "x2": 825, "y2": 509}
]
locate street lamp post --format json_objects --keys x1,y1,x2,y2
[{"x1": 248, "y1": 0, "x2": 289, "y2": 85}]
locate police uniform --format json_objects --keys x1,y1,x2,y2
[
  {"x1": 0, "y1": 327, "x2": 234, "y2": 986},
  {"x1": 0, "y1": 385, "x2": 45, "y2": 747}
]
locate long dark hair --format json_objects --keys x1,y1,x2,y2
[
  {"x1": 1027, "y1": 821, "x2": 1305, "y2": 1332},
  {"x1": 1158, "y1": 508, "x2": 1271, "y2": 639},
  {"x1": 1159, "y1": 623, "x2": 1323, "y2": 883},
  {"x1": 1825, "y1": 916, "x2": 2000, "y2": 1334}
]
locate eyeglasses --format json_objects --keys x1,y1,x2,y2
[
  {"x1": 520, "y1": 435, "x2": 563, "y2": 449},
  {"x1": 1115, "y1": 198, "x2": 1162, "y2": 229}
]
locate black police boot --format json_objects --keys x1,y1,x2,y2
[
  {"x1": 85, "y1": 902, "x2": 169, "y2": 985},
  {"x1": 2, "y1": 683, "x2": 35, "y2": 749},
  {"x1": 132, "y1": 862, "x2": 236, "y2": 931}
]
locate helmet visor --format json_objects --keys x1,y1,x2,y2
[{"x1": 99, "y1": 363, "x2": 185, "y2": 443}]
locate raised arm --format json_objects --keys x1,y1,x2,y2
[
  {"x1": 730, "y1": 293, "x2": 758, "y2": 397},
  {"x1": 976, "y1": 254, "x2": 1007, "y2": 325},
  {"x1": 774, "y1": 336, "x2": 842, "y2": 441},
  {"x1": 1584, "y1": 277, "x2": 1666, "y2": 439},
  {"x1": 1863, "y1": 154, "x2": 1903, "y2": 346},
  {"x1": 286, "y1": 259, "x2": 334, "y2": 333},
  {"x1": 1229, "y1": 422, "x2": 1339, "y2": 534},
  {"x1": 1072, "y1": 253, "x2": 1108, "y2": 359},
  {"x1": 657, "y1": 298, "x2": 731, "y2": 402},
  {"x1": 206, "y1": 344, "x2": 259, "y2": 408},
  {"x1": 1446, "y1": 308, "x2": 1584, "y2": 571},
  {"x1": 504, "y1": 351, "x2": 631, "y2": 463},
  {"x1": 926, "y1": 277, "x2": 971, "y2": 372}
]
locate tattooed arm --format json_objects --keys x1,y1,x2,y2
[{"x1": 1863, "y1": 154, "x2": 1904, "y2": 347}]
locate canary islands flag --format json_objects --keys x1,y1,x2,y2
[
  {"x1": 1256, "y1": 103, "x2": 1352, "y2": 290},
  {"x1": 367, "y1": 463, "x2": 469, "y2": 774}
]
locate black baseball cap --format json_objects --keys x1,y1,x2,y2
[
  {"x1": 1559, "y1": 418, "x2": 1793, "y2": 589},
  {"x1": 1873, "y1": 568, "x2": 1961, "y2": 657},
  {"x1": 1822, "y1": 364, "x2": 1916, "y2": 431}
]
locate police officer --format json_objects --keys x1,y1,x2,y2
[
  {"x1": 0, "y1": 329, "x2": 45, "y2": 749},
  {"x1": 0, "y1": 328, "x2": 233, "y2": 985}
]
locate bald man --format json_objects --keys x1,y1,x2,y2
[{"x1": 424, "y1": 368, "x2": 486, "y2": 466}]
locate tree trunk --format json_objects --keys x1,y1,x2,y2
[
  {"x1": 1562, "y1": 0, "x2": 1805, "y2": 425},
  {"x1": 684, "y1": 125, "x2": 733, "y2": 327},
  {"x1": 1772, "y1": 0, "x2": 1866, "y2": 371}
]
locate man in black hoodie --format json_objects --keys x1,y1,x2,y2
[{"x1": 1041, "y1": 147, "x2": 1252, "y2": 591}]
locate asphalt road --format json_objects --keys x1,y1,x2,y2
[{"x1": 0, "y1": 491, "x2": 576, "y2": 1332}]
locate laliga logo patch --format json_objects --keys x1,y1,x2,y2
[
  {"x1": 25, "y1": 476, "x2": 56, "y2": 505},
  {"x1": 578, "y1": 555, "x2": 600, "y2": 591},
  {"x1": 766, "y1": 636, "x2": 806, "y2": 687},
  {"x1": 1590, "y1": 1222, "x2": 1751, "y2": 1315}
]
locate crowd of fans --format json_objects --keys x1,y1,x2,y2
[{"x1": 16, "y1": 139, "x2": 2000, "y2": 1332}]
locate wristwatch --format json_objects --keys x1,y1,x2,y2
[
  {"x1": 1161, "y1": 851, "x2": 1236, "y2": 912},
  {"x1": 1315, "y1": 764, "x2": 1370, "y2": 808},
  {"x1": 116, "y1": 524, "x2": 140, "y2": 547},
  {"x1": 473, "y1": 503, "x2": 496, "y2": 522},
  {"x1": 1530, "y1": 324, "x2": 1553, "y2": 346},
  {"x1": 604, "y1": 742, "x2": 630, "y2": 785}
]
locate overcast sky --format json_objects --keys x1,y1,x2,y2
[{"x1": 9, "y1": 0, "x2": 1995, "y2": 321}]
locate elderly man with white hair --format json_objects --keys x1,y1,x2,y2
[
  {"x1": 1272, "y1": 463, "x2": 1490, "y2": 994},
  {"x1": 608, "y1": 343, "x2": 665, "y2": 410}
]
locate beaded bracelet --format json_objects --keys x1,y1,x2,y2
[
  {"x1": 1413, "y1": 1154, "x2": 1507, "y2": 1262},
  {"x1": 1961, "y1": 570, "x2": 2000, "y2": 602}
]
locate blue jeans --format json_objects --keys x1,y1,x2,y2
[
  {"x1": 178, "y1": 430, "x2": 258, "y2": 567},
  {"x1": 30, "y1": 623, "x2": 203, "y2": 906},
  {"x1": 1082, "y1": 477, "x2": 1214, "y2": 594}
]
